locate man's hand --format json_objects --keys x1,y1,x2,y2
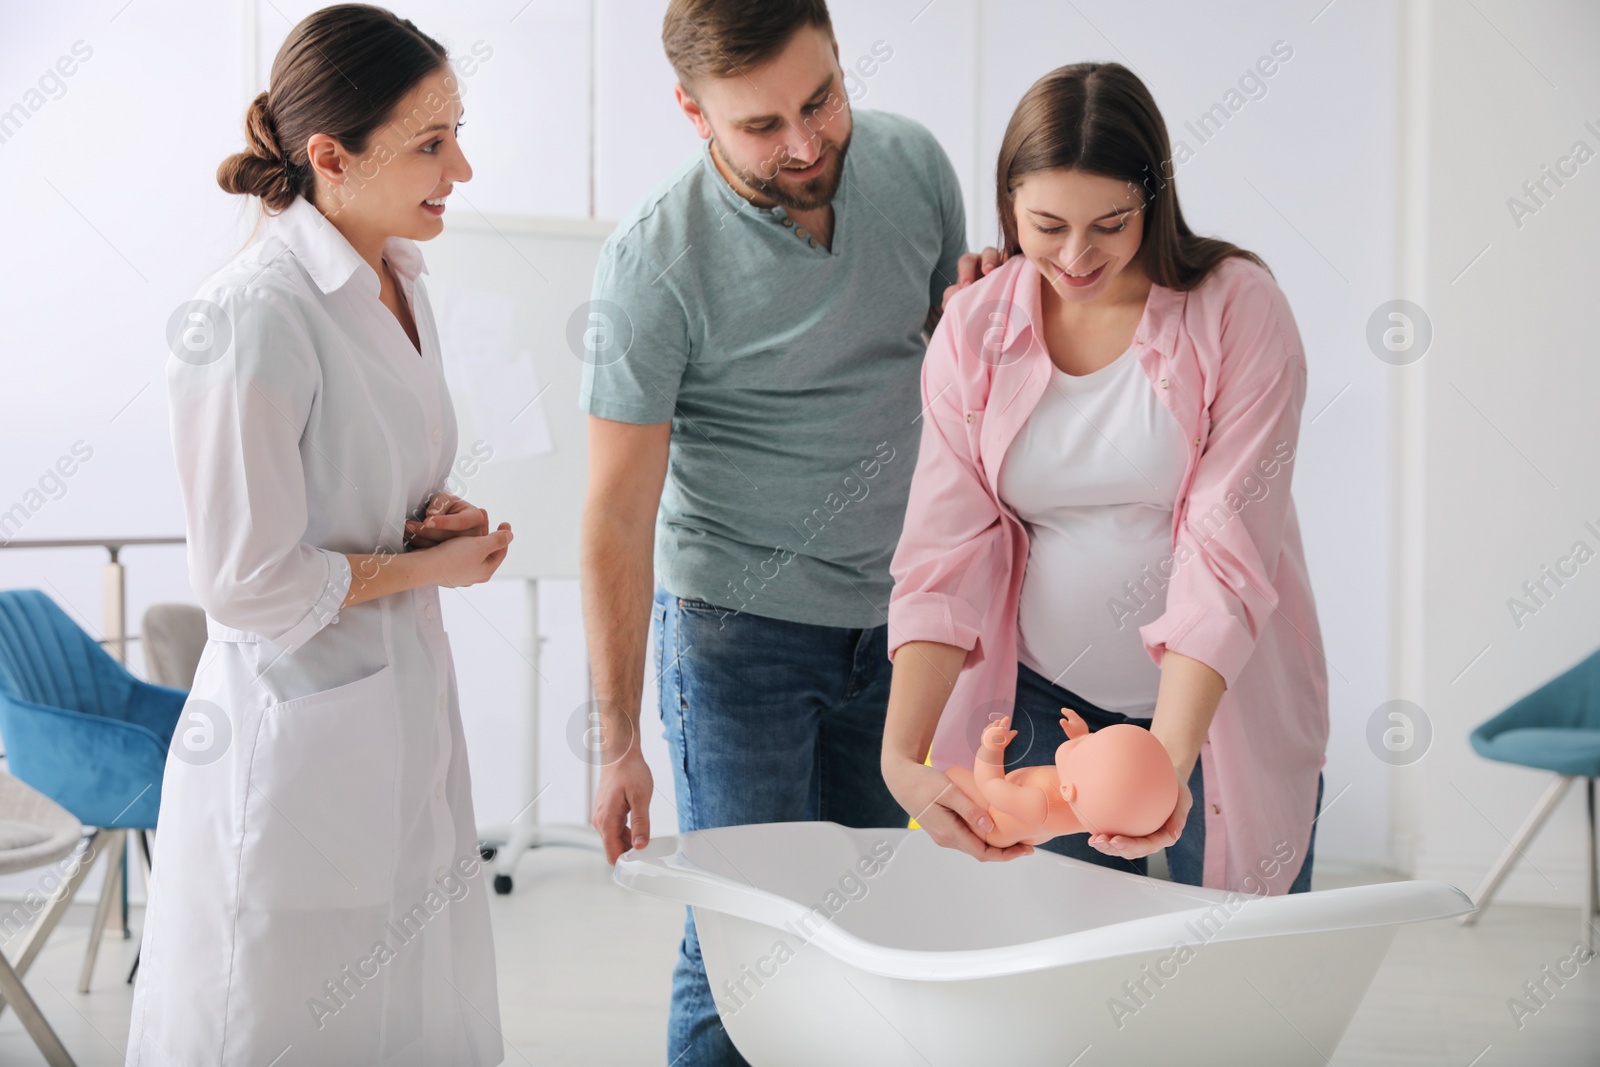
[
  {"x1": 405, "y1": 491, "x2": 489, "y2": 548},
  {"x1": 940, "y1": 246, "x2": 1008, "y2": 311},
  {"x1": 593, "y1": 748, "x2": 654, "y2": 864}
]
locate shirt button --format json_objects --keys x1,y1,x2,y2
[
  {"x1": 965, "y1": 412, "x2": 975, "y2": 423},
  {"x1": 782, "y1": 218, "x2": 794, "y2": 228},
  {"x1": 1160, "y1": 378, "x2": 1169, "y2": 388},
  {"x1": 435, "y1": 781, "x2": 445, "y2": 800},
  {"x1": 435, "y1": 866, "x2": 447, "y2": 882},
  {"x1": 425, "y1": 603, "x2": 436, "y2": 619},
  {"x1": 431, "y1": 427, "x2": 442, "y2": 445},
  {"x1": 1211, "y1": 803, "x2": 1221, "y2": 814},
  {"x1": 1193, "y1": 436, "x2": 1201, "y2": 446},
  {"x1": 796, "y1": 227, "x2": 808, "y2": 239}
]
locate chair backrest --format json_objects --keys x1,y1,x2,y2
[
  {"x1": 0, "y1": 590, "x2": 138, "y2": 721},
  {"x1": 140, "y1": 602, "x2": 207, "y2": 690},
  {"x1": 1476, "y1": 645, "x2": 1600, "y2": 741}
]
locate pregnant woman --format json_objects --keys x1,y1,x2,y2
[
  {"x1": 128, "y1": 7, "x2": 510, "y2": 1063},
  {"x1": 881, "y1": 62, "x2": 1328, "y2": 895}
]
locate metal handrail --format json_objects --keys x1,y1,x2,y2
[
  {"x1": 0, "y1": 537, "x2": 185, "y2": 664},
  {"x1": 0, "y1": 536, "x2": 185, "y2": 556}
]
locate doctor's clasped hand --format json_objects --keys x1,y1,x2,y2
[
  {"x1": 404, "y1": 489, "x2": 490, "y2": 547},
  {"x1": 344, "y1": 514, "x2": 513, "y2": 608}
]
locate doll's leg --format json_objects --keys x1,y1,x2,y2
[
  {"x1": 943, "y1": 766, "x2": 1028, "y2": 848},
  {"x1": 943, "y1": 765, "x2": 988, "y2": 810},
  {"x1": 978, "y1": 775, "x2": 1050, "y2": 827}
]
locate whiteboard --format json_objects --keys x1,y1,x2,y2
[{"x1": 424, "y1": 213, "x2": 616, "y2": 580}]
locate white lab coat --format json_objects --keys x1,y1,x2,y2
[{"x1": 127, "y1": 195, "x2": 503, "y2": 1066}]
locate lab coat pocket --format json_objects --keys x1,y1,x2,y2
[{"x1": 241, "y1": 664, "x2": 400, "y2": 911}]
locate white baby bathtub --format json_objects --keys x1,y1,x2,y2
[{"x1": 614, "y1": 821, "x2": 1472, "y2": 1066}]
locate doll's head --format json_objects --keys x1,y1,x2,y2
[{"x1": 1055, "y1": 723, "x2": 1179, "y2": 839}]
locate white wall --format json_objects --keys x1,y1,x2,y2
[
  {"x1": 1400, "y1": 0, "x2": 1600, "y2": 904},
  {"x1": 2, "y1": 0, "x2": 1447, "y2": 891}
]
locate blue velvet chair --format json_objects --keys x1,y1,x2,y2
[
  {"x1": 1461, "y1": 646, "x2": 1600, "y2": 949},
  {"x1": 0, "y1": 589, "x2": 184, "y2": 999}
]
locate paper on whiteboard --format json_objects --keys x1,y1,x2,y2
[
  {"x1": 438, "y1": 289, "x2": 554, "y2": 461},
  {"x1": 466, "y1": 349, "x2": 553, "y2": 461}
]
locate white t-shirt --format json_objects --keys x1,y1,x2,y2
[{"x1": 996, "y1": 346, "x2": 1190, "y2": 717}]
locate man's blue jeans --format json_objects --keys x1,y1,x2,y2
[
  {"x1": 1011, "y1": 661, "x2": 1322, "y2": 893},
  {"x1": 654, "y1": 587, "x2": 906, "y2": 1067}
]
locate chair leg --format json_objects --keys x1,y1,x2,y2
[
  {"x1": 135, "y1": 830, "x2": 153, "y2": 884},
  {"x1": 77, "y1": 829, "x2": 125, "y2": 994},
  {"x1": 127, "y1": 831, "x2": 153, "y2": 985},
  {"x1": 1585, "y1": 778, "x2": 1598, "y2": 953},
  {"x1": 0, "y1": 831, "x2": 104, "y2": 1023},
  {"x1": 1460, "y1": 774, "x2": 1574, "y2": 926},
  {"x1": 0, "y1": 951, "x2": 76, "y2": 1066},
  {"x1": 116, "y1": 832, "x2": 129, "y2": 941}
]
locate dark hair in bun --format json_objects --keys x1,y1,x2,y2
[{"x1": 216, "y1": 4, "x2": 447, "y2": 212}]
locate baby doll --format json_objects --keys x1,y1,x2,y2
[{"x1": 944, "y1": 708, "x2": 1180, "y2": 849}]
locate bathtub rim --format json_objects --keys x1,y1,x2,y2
[{"x1": 613, "y1": 823, "x2": 1475, "y2": 982}]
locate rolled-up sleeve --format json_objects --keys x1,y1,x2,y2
[
  {"x1": 166, "y1": 284, "x2": 352, "y2": 653},
  {"x1": 887, "y1": 308, "x2": 1007, "y2": 664},
  {"x1": 1138, "y1": 267, "x2": 1308, "y2": 690}
]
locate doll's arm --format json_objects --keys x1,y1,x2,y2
[
  {"x1": 973, "y1": 717, "x2": 1018, "y2": 786},
  {"x1": 970, "y1": 717, "x2": 1051, "y2": 823},
  {"x1": 1059, "y1": 707, "x2": 1089, "y2": 740}
]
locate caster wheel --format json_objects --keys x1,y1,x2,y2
[
  {"x1": 479, "y1": 845, "x2": 498, "y2": 862},
  {"x1": 493, "y1": 874, "x2": 513, "y2": 895}
]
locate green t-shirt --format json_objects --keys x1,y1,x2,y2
[{"x1": 579, "y1": 108, "x2": 968, "y2": 628}]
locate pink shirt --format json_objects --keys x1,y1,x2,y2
[{"x1": 888, "y1": 253, "x2": 1329, "y2": 894}]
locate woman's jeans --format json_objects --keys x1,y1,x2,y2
[
  {"x1": 1011, "y1": 660, "x2": 1322, "y2": 893},
  {"x1": 654, "y1": 587, "x2": 907, "y2": 1067}
]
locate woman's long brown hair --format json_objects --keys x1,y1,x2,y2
[{"x1": 995, "y1": 62, "x2": 1267, "y2": 291}]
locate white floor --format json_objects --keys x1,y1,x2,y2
[{"x1": 2, "y1": 848, "x2": 1597, "y2": 1066}]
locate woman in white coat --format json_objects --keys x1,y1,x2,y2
[{"x1": 128, "y1": 6, "x2": 510, "y2": 1064}]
